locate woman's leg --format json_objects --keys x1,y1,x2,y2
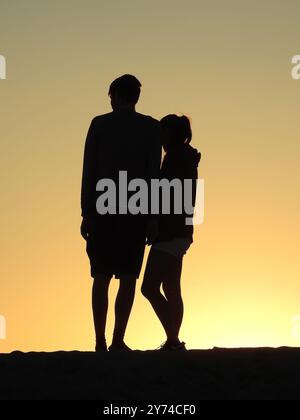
[
  {"x1": 92, "y1": 274, "x2": 112, "y2": 349},
  {"x1": 162, "y1": 256, "x2": 183, "y2": 343},
  {"x1": 141, "y1": 249, "x2": 171, "y2": 337}
]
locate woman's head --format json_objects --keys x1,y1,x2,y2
[{"x1": 160, "y1": 114, "x2": 192, "y2": 151}]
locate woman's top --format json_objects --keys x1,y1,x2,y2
[{"x1": 155, "y1": 143, "x2": 201, "y2": 243}]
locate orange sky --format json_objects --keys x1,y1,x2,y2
[{"x1": 1, "y1": 0, "x2": 300, "y2": 352}]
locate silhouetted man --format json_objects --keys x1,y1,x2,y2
[{"x1": 81, "y1": 75, "x2": 162, "y2": 351}]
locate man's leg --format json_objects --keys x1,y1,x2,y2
[
  {"x1": 112, "y1": 275, "x2": 137, "y2": 347},
  {"x1": 92, "y1": 273, "x2": 112, "y2": 351}
]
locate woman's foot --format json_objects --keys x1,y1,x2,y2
[
  {"x1": 158, "y1": 340, "x2": 187, "y2": 351},
  {"x1": 108, "y1": 341, "x2": 133, "y2": 352}
]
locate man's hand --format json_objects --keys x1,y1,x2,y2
[
  {"x1": 146, "y1": 219, "x2": 159, "y2": 245},
  {"x1": 80, "y1": 218, "x2": 90, "y2": 240}
]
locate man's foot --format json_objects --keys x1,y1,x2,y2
[
  {"x1": 157, "y1": 340, "x2": 187, "y2": 352},
  {"x1": 108, "y1": 341, "x2": 133, "y2": 352},
  {"x1": 95, "y1": 339, "x2": 108, "y2": 352}
]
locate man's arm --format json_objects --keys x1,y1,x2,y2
[
  {"x1": 81, "y1": 118, "x2": 98, "y2": 236},
  {"x1": 146, "y1": 122, "x2": 163, "y2": 181},
  {"x1": 145, "y1": 122, "x2": 163, "y2": 244}
]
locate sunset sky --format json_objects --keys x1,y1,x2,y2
[{"x1": 1, "y1": 0, "x2": 300, "y2": 352}]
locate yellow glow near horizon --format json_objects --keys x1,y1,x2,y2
[{"x1": 1, "y1": 0, "x2": 300, "y2": 353}]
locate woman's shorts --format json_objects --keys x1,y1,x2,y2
[{"x1": 152, "y1": 237, "x2": 192, "y2": 258}]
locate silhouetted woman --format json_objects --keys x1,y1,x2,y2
[{"x1": 142, "y1": 115, "x2": 201, "y2": 351}]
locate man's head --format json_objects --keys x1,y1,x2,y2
[{"x1": 109, "y1": 74, "x2": 142, "y2": 110}]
